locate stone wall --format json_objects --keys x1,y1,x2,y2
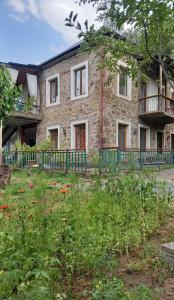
[{"x1": 37, "y1": 49, "x2": 174, "y2": 153}]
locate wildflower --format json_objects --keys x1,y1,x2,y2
[
  {"x1": 59, "y1": 189, "x2": 69, "y2": 194},
  {"x1": 28, "y1": 182, "x2": 34, "y2": 189},
  {"x1": 64, "y1": 184, "x2": 73, "y2": 188},
  {"x1": 0, "y1": 205, "x2": 9, "y2": 210},
  {"x1": 17, "y1": 189, "x2": 25, "y2": 193}
]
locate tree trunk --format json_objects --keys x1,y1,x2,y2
[{"x1": 0, "y1": 165, "x2": 11, "y2": 188}]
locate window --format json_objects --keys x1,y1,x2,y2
[
  {"x1": 71, "y1": 61, "x2": 88, "y2": 100},
  {"x1": 50, "y1": 78, "x2": 58, "y2": 104},
  {"x1": 119, "y1": 68, "x2": 128, "y2": 97},
  {"x1": 116, "y1": 120, "x2": 131, "y2": 148},
  {"x1": 140, "y1": 128, "x2": 147, "y2": 151},
  {"x1": 71, "y1": 120, "x2": 88, "y2": 152},
  {"x1": 118, "y1": 124, "x2": 127, "y2": 149},
  {"x1": 75, "y1": 124, "x2": 86, "y2": 149},
  {"x1": 138, "y1": 125, "x2": 150, "y2": 150},
  {"x1": 47, "y1": 126, "x2": 60, "y2": 149},
  {"x1": 75, "y1": 67, "x2": 86, "y2": 97},
  {"x1": 117, "y1": 62, "x2": 132, "y2": 100},
  {"x1": 140, "y1": 81, "x2": 146, "y2": 98},
  {"x1": 46, "y1": 73, "x2": 60, "y2": 107}
]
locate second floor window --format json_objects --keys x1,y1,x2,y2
[
  {"x1": 50, "y1": 78, "x2": 58, "y2": 104},
  {"x1": 119, "y1": 68, "x2": 128, "y2": 97},
  {"x1": 75, "y1": 67, "x2": 86, "y2": 97},
  {"x1": 71, "y1": 61, "x2": 88, "y2": 100}
]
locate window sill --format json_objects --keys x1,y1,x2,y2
[
  {"x1": 117, "y1": 93, "x2": 131, "y2": 101},
  {"x1": 46, "y1": 101, "x2": 60, "y2": 108},
  {"x1": 71, "y1": 93, "x2": 88, "y2": 101}
]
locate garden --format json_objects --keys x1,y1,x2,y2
[{"x1": 0, "y1": 168, "x2": 174, "y2": 299}]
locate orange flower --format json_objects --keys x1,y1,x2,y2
[
  {"x1": 0, "y1": 205, "x2": 9, "y2": 210},
  {"x1": 59, "y1": 189, "x2": 69, "y2": 194},
  {"x1": 64, "y1": 184, "x2": 73, "y2": 188},
  {"x1": 17, "y1": 189, "x2": 25, "y2": 193},
  {"x1": 28, "y1": 182, "x2": 34, "y2": 189},
  {"x1": 50, "y1": 181, "x2": 58, "y2": 186}
]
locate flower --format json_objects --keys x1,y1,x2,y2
[
  {"x1": 59, "y1": 189, "x2": 69, "y2": 194},
  {"x1": 64, "y1": 184, "x2": 73, "y2": 188},
  {"x1": 0, "y1": 205, "x2": 9, "y2": 210},
  {"x1": 17, "y1": 189, "x2": 25, "y2": 193}
]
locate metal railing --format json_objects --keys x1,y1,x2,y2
[
  {"x1": 139, "y1": 94, "x2": 174, "y2": 115},
  {"x1": 3, "y1": 150, "x2": 87, "y2": 173},
  {"x1": 15, "y1": 101, "x2": 40, "y2": 115},
  {"x1": 99, "y1": 147, "x2": 174, "y2": 172}
]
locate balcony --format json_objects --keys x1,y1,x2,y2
[
  {"x1": 5, "y1": 100, "x2": 41, "y2": 127},
  {"x1": 139, "y1": 95, "x2": 174, "y2": 125}
]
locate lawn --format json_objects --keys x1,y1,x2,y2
[{"x1": 0, "y1": 169, "x2": 172, "y2": 299}]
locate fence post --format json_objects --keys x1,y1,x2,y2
[
  {"x1": 65, "y1": 149, "x2": 69, "y2": 174},
  {"x1": 117, "y1": 149, "x2": 120, "y2": 170},
  {"x1": 140, "y1": 150, "x2": 142, "y2": 170}
]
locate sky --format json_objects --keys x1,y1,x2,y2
[{"x1": 0, "y1": 0, "x2": 98, "y2": 65}]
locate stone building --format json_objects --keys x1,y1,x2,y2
[{"x1": 2, "y1": 42, "x2": 174, "y2": 154}]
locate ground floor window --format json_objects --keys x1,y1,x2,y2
[
  {"x1": 47, "y1": 126, "x2": 60, "y2": 149},
  {"x1": 118, "y1": 123, "x2": 127, "y2": 149},
  {"x1": 140, "y1": 128, "x2": 147, "y2": 150},
  {"x1": 71, "y1": 120, "x2": 88, "y2": 151},
  {"x1": 171, "y1": 134, "x2": 174, "y2": 150},
  {"x1": 116, "y1": 120, "x2": 131, "y2": 149},
  {"x1": 20, "y1": 126, "x2": 37, "y2": 147},
  {"x1": 75, "y1": 123, "x2": 86, "y2": 149},
  {"x1": 157, "y1": 131, "x2": 164, "y2": 152}
]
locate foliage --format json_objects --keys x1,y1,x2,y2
[
  {"x1": 0, "y1": 65, "x2": 22, "y2": 120},
  {"x1": 14, "y1": 139, "x2": 54, "y2": 151},
  {"x1": 66, "y1": 0, "x2": 174, "y2": 86},
  {"x1": 0, "y1": 170, "x2": 170, "y2": 298},
  {"x1": 24, "y1": 96, "x2": 36, "y2": 112},
  {"x1": 89, "y1": 278, "x2": 156, "y2": 300}
]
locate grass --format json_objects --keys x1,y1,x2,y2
[{"x1": 0, "y1": 169, "x2": 172, "y2": 299}]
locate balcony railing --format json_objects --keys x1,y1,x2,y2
[
  {"x1": 139, "y1": 94, "x2": 174, "y2": 115},
  {"x1": 14, "y1": 101, "x2": 40, "y2": 115}
]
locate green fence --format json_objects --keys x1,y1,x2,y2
[
  {"x1": 99, "y1": 148, "x2": 174, "y2": 172},
  {"x1": 3, "y1": 150, "x2": 87, "y2": 173}
]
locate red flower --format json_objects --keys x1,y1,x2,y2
[
  {"x1": 64, "y1": 184, "x2": 73, "y2": 188},
  {"x1": 0, "y1": 205, "x2": 9, "y2": 210}
]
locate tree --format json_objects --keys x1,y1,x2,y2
[
  {"x1": 0, "y1": 65, "x2": 21, "y2": 164},
  {"x1": 66, "y1": 0, "x2": 174, "y2": 88}
]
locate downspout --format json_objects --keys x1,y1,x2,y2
[{"x1": 99, "y1": 61, "x2": 104, "y2": 148}]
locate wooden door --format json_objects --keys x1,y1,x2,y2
[
  {"x1": 75, "y1": 124, "x2": 86, "y2": 149},
  {"x1": 140, "y1": 128, "x2": 146, "y2": 150},
  {"x1": 118, "y1": 124, "x2": 127, "y2": 150}
]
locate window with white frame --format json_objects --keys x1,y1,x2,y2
[
  {"x1": 47, "y1": 125, "x2": 60, "y2": 149},
  {"x1": 71, "y1": 61, "x2": 88, "y2": 100},
  {"x1": 46, "y1": 73, "x2": 60, "y2": 107},
  {"x1": 71, "y1": 120, "x2": 88, "y2": 152},
  {"x1": 138, "y1": 125, "x2": 150, "y2": 150},
  {"x1": 116, "y1": 120, "x2": 131, "y2": 148},
  {"x1": 117, "y1": 62, "x2": 131, "y2": 100}
]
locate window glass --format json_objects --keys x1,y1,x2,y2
[
  {"x1": 50, "y1": 78, "x2": 58, "y2": 103},
  {"x1": 75, "y1": 66, "x2": 86, "y2": 96},
  {"x1": 119, "y1": 68, "x2": 128, "y2": 96}
]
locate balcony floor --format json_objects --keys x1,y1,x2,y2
[
  {"x1": 138, "y1": 111, "x2": 174, "y2": 125},
  {"x1": 5, "y1": 112, "x2": 42, "y2": 127}
]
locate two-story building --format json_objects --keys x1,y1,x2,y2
[{"x1": 2, "y1": 41, "x2": 174, "y2": 154}]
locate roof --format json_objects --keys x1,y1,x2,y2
[{"x1": 40, "y1": 41, "x2": 82, "y2": 69}]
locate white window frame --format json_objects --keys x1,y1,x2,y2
[
  {"x1": 116, "y1": 119, "x2": 131, "y2": 148},
  {"x1": 46, "y1": 125, "x2": 60, "y2": 149},
  {"x1": 138, "y1": 124, "x2": 150, "y2": 149},
  {"x1": 46, "y1": 73, "x2": 60, "y2": 107},
  {"x1": 117, "y1": 61, "x2": 132, "y2": 101},
  {"x1": 71, "y1": 119, "x2": 89, "y2": 152},
  {"x1": 71, "y1": 61, "x2": 88, "y2": 101}
]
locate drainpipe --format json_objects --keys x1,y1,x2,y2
[
  {"x1": 99, "y1": 62, "x2": 104, "y2": 149},
  {"x1": 159, "y1": 64, "x2": 163, "y2": 110}
]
